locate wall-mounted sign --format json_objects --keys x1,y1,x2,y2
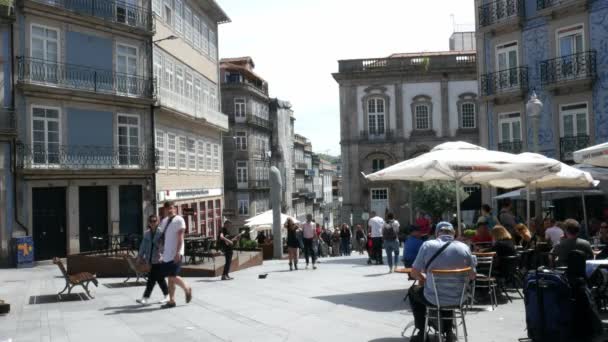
[{"x1": 157, "y1": 188, "x2": 223, "y2": 202}]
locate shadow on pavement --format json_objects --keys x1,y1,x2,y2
[
  {"x1": 364, "y1": 273, "x2": 389, "y2": 277},
  {"x1": 100, "y1": 304, "x2": 166, "y2": 315},
  {"x1": 103, "y1": 281, "x2": 146, "y2": 288},
  {"x1": 369, "y1": 338, "x2": 411, "y2": 342},
  {"x1": 315, "y1": 257, "x2": 374, "y2": 266},
  {"x1": 313, "y1": 289, "x2": 410, "y2": 312}
]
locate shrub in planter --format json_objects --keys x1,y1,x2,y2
[{"x1": 240, "y1": 239, "x2": 258, "y2": 250}]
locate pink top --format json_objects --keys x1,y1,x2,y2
[{"x1": 302, "y1": 222, "x2": 315, "y2": 239}]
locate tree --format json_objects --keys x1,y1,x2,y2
[{"x1": 412, "y1": 181, "x2": 469, "y2": 220}]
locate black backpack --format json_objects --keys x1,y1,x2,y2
[{"x1": 382, "y1": 222, "x2": 397, "y2": 241}]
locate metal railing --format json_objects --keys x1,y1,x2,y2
[
  {"x1": 338, "y1": 53, "x2": 476, "y2": 73},
  {"x1": 17, "y1": 57, "x2": 155, "y2": 99},
  {"x1": 497, "y1": 140, "x2": 523, "y2": 154},
  {"x1": 478, "y1": 0, "x2": 523, "y2": 28},
  {"x1": 16, "y1": 143, "x2": 157, "y2": 170},
  {"x1": 540, "y1": 51, "x2": 596, "y2": 86},
  {"x1": 31, "y1": 0, "x2": 153, "y2": 32},
  {"x1": 223, "y1": 75, "x2": 268, "y2": 96},
  {"x1": 294, "y1": 135, "x2": 307, "y2": 145},
  {"x1": 537, "y1": 0, "x2": 585, "y2": 10},
  {"x1": 249, "y1": 180, "x2": 269, "y2": 189},
  {"x1": 0, "y1": 109, "x2": 15, "y2": 133},
  {"x1": 246, "y1": 114, "x2": 271, "y2": 130},
  {"x1": 560, "y1": 135, "x2": 589, "y2": 161},
  {"x1": 359, "y1": 129, "x2": 394, "y2": 141},
  {"x1": 480, "y1": 66, "x2": 528, "y2": 96},
  {"x1": 158, "y1": 87, "x2": 228, "y2": 129},
  {"x1": 295, "y1": 162, "x2": 307, "y2": 170}
]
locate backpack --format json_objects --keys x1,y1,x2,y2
[
  {"x1": 524, "y1": 268, "x2": 573, "y2": 342},
  {"x1": 382, "y1": 222, "x2": 397, "y2": 241}
]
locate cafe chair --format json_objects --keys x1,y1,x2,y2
[{"x1": 473, "y1": 253, "x2": 498, "y2": 309}]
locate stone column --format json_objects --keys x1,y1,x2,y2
[
  {"x1": 441, "y1": 78, "x2": 449, "y2": 137},
  {"x1": 67, "y1": 185, "x2": 79, "y2": 254}
]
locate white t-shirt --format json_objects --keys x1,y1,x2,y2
[
  {"x1": 545, "y1": 226, "x2": 564, "y2": 246},
  {"x1": 369, "y1": 216, "x2": 385, "y2": 238},
  {"x1": 161, "y1": 215, "x2": 186, "y2": 262}
]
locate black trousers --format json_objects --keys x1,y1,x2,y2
[
  {"x1": 303, "y1": 238, "x2": 317, "y2": 264},
  {"x1": 409, "y1": 285, "x2": 453, "y2": 333},
  {"x1": 372, "y1": 237, "x2": 383, "y2": 263},
  {"x1": 143, "y1": 263, "x2": 169, "y2": 298},
  {"x1": 223, "y1": 249, "x2": 233, "y2": 276}
]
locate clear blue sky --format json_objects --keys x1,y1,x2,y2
[{"x1": 218, "y1": 0, "x2": 475, "y2": 156}]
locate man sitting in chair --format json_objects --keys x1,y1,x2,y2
[{"x1": 410, "y1": 222, "x2": 476, "y2": 342}]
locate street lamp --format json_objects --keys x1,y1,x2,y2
[
  {"x1": 153, "y1": 35, "x2": 178, "y2": 44},
  {"x1": 526, "y1": 91, "x2": 544, "y2": 227}
]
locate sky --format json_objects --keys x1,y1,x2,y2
[{"x1": 218, "y1": 0, "x2": 475, "y2": 156}]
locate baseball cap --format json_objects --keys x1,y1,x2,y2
[{"x1": 436, "y1": 221, "x2": 455, "y2": 233}]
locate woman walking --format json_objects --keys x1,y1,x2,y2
[
  {"x1": 355, "y1": 225, "x2": 366, "y2": 255},
  {"x1": 286, "y1": 218, "x2": 300, "y2": 271},
  {"x1": 340, "y1": 224, "x2": 352, "y2": 256},
  {"x1": 136, "y1": 215, "x2": 169, "y2": 305}
]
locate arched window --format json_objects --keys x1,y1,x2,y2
[
  {"x1": 414, "y1": 104, "x2": 430, "y2": 130},
  {"x1": 460, "y1": 102, "x2": 476, "y2": 129},
  {"x1": 367, "y1": 98, "x2": 385, "y2": 135}
]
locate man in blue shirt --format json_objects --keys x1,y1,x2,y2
[
  {"x1": 403, "y1": 225, "x2": 425, "y2": 268},
  {"x1": 409, "y1": 222, "x2": 476, "y2": 342}
]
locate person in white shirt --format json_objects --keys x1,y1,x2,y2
[
  {"x1": 301, "y1": 214, "x2": 317, "y2": 269},
  {"x1": 159, "y1": 201, "x2": 192, "y2": 309},
  {"x1": 368, "y1": 211, "x2": 385, "y2": 265},
  {"x1": 545, "y1": 218, "x2": 564, "y2": 246}
]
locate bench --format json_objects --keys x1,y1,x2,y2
[
  {"x1": 125, "y1": 256, "x2": 149, "y2": 283},
  {"x1": 53, "y1": 257, "x2": 98, "y2": 298}
]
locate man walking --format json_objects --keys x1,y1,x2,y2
[
  {"x1": 383, "y1": 213, "x2": 400, "y2": 273},
  {"x1": 368, "y1": 211, "x2": 385, "y2": 265},
  {"x1": 159, "y1": 201, "x2": 192, "y2": 309},
  {"x1": 301, "y1": 214, "x2": 317, "y2": 269}
]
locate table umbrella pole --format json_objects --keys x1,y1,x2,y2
[
  {"x1": 526, "y1": 184, "x2": 531, "y2": 227},
  {"x1": 581, "y1": 191, "x2": 588, "y2": 231},
  {"x1": 456, "y1": 179, "x2": 462, "y2": 236}
]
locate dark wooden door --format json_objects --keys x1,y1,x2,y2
[
  {"x1": 33, "y1": 187, "x2": 67, "y2": 260},
  {"x1": 79, "y1": 186, "x2": 108, "y2": 252},
  {"x1": 119, "y1": 185, "x2": 142, "y2": 235}
]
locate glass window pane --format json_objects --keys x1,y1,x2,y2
[
  {"x1": 512, "y1": 121, "x2": 521, "y2": 140},
  {"x1": 501, "y1": 122, "x2": 510, "y2": 142},
  {"x1": 563, "y1": 115, "x2": 574, "y2": 136},
  {"x1": 576, "y1": 113, "x2": 587, "y2": 135}
]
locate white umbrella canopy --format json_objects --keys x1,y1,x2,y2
[
  {"x1": 574, "y1": 142, "x2": 608, "y2": 167},
  {"x1": 244, "y1": 210, "x2": 299, "y2": 227},
  {"x1": 365, "y1": 142, "x2": 561, "y2": 234}
]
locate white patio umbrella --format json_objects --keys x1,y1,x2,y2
[
  {"x1": 365, "y1": 142, "x2": 561, "y2": 234},
  {"x1": 489, "y1": 153, "x2": 597, "y2": 226},
  {"x1": 244, "y1": 210, "x2": 299, "y2": 227},
  {"x1": 574, "y1": 142, "x2": 608, "y2": 167}
]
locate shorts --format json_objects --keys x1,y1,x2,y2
[{"x1": 161, "y1": 261, "x2": 181, "y2": 277}]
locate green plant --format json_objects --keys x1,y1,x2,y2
[
  {"x1": 463, "y1": 229, "x2": 477, "y2": 238},
  {"x1": 412, "y1": 181, "x2": 469, "y2": 219},
  {"x1": 240, "y1": 239, "x2": 258, "y2": 249}
]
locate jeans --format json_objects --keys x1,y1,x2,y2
[
  {"x1": 303, "y1": 238, "x2": 317, "y2": 265},
  {"x1": 409, "y1": 285, "x2": 453, "y2": 333},
  {"x1": 223, "y1": 249, "x2": 233, "y2": 276},
  {"x1": 340, "y1": 238, "x2": 350, "y2": 256},
  {"x1": 384, "y1": 240, "x2": 400, "y2": 268},
  {"x1": 143, "y1": 263, "x2": 169, "y2": 298},
  {"x1": 372, "y1": 237, "x2": 383, "y2": 264}
]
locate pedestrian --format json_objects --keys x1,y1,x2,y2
[
  {"x1": 383, "y1": 213, "x2": 400, "y2": 272},
  {"x1": 321, "y1": 227, "x2": 331, "y2": 256},
  {"x1": 285, "y1": 218, "x2": 300, "y2": 271},
  {"x1": 415, "y1": 211, "x2": 431, "y2": 236},
  {"x1": 332, "y1": 228, "x2": 341, "y2": 256},
  {"x1": 403, "y1": 225, "x2": 424, "y2": 268},
  {"x1": 498, "y1": 199, "x2": 517, "y2": 234},
  {"x1": 355, "y1": 225, "x2": 366, "y2": 255},
  {"x1": 315, "y1": 223, "x2": 323, "y2": 259},
  {"x1": 477, "y1": 204, "x2": 497, "y2": 229},
  {"x1": 256, "y1": 231, "x2": 266, "y2": 245},
  {"x1": 158, "y1": 201, "x2": 192, "y2": 309},
  {"x1": 301, "y1": 214, "x2": 317, "y2": 269},
  {"x1": 136, "y1": 214, "x2": 169, "y2": 305},
  {"x1": 551, "y1": 219, "x2": 593, "y2": 267},
  {"x1": 219, "y1": 220, "x2": 240, "y2": 280},
  {"x1": 368, "y1": 211, "x2": 385, "y2": 265},
  {"x1": 340, "y1": 223, "x2": 352, "y2": 256},
  {"x1": 545, "y1": 218, "x2": 564, "y2": 246}
]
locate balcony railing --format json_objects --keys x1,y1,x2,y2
[
  {"x1": 537, "y1": 0, "x2": 586, "y2": 11},
  {"x1": 249, "y1": 180, "x2": 269, "y2": 189},
  {"x1": 16, "y1": 143, "x2": 157, "y2": 170},
  {"x1": 158, "y1": 87, "x2": 228, "y2": 130},
  {"x1": 338, "y1": 53, "x2": 476, "y2": 73},
  {"x1": 295, "y1": 162, "x2": 307, "y2": 170},
  {"x1": 560, "y1": 135, "x2": 590, "y2": 161},
  {"x1": 540, "y1": 51, "x2": 596, "y2": 86},
  {"x1": 0, "y1": 109, "x2": 15, "y2": 133},
  {"x1": 480, "y1": 67, "x2": 528, "y2": 97},
  {"x1": 17, "y1": 57, "x2": 155, "y2": 99},
  {"x1": 294, "y1": 135, "x2": 307, "y2": 146},
  {"x1": 223, "y1": 74, "x2": 268, "y2": 96},
  {"x1": 246, "y1": 114, "x2": 271, "y2": 130},
  {"x1": 360, "y1": 129, "x2": 394, "y2": 141},
  {"x1": 31, "y1": 0, "x2": 153, "y2": 32},
  {"x1": 478, "y1": 0, "x2": 523, "y2": 28},
  {"x1": 497, "y1": 140, "x2": 523, "y2": 154}
]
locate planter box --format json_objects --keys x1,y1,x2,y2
[{"x1": 261, "y1": 244, "x2": 274, "y2": 260}]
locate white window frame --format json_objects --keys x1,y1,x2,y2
[
  {"x1": 238, "y1": 199, "x2": 249, "y2": 216},
  {"x1": 201, "y1": 21, "x2": 209, "y2": 55},
  {"x1": 194, "y1": 77, "x2": 202, "y2": 115},
  {"x1": 164, "y1": 59, "x2": 174, "y2": 91},
  {"x1": 414, "y1": 104, "x2": 431, "y2": 130},
  {"x1": 196, "y1": 140, "x2": 205, "y2": 171},
  {"x1": 556, "y1": 24, "x2": 585, "y2": 57},
  {"x1": 234, "y1": 98, "x2": 246, "y2": 118},
  {"x1": 156, "y1": 129, "x2": 165, "y2": 169},
  {"x1": 213, "y1": 144, "x2": 220, "y2": 172},
  {"x1": 175, "y1": 65, "x2": 184, "y2": 96},
  {"x1": 367, "y1": 98, "x2": 385, "y2": 135},
  {"x1": 162, "y1": 0, "x2": 172, "y2": 26},
  {"x1": 184, "y1": 6, "x2": 192, "y2": 43},
  {"x1": 495, "y1": 41, "x2": 519, "y2": 72},
  {"x1": 235, "y1": 131, "x2": 247, "y2": 150},
  {"x1": 187, "y1": 137, "x2": 196, "y2": 170},
  {"x1": 116, "y1": 43, "x2": 139, "y2": 95},
  {"x1": 116, "y1": 113, "x2": 140, "y2": 167},
  {"x1": 192, "y1": 15, "x2": 201, "y2": 50},
  {"x1": 153, "y1": 50, "x2": 162, "y2": 87},
  {"x1": 208, "y1": 29, "x2": 216, "y2": 61},
  {"x1": 236, "y1": 160, "x2": 248, "y2": 186},
  {"x1": 498, "y1": 112, "x2": 522, "y2": 143},
  {"x1": 30, "y1": 23, "x2": 60, "y2": 61},
  {"x1": 372, "y1": 159, "x2": 385, "y2": 172},
  {"x1": 31, "y1": 105, "x2": 61, "y2": 167},
  {"x1": 205, "y1": 142, "x2": 212, "y2": 171},
  {"x1": 460, "y1": 102, "x2": 477, "y2": 129},
  {"x1": 174, "y1": 0, "x2": 183, "y2": 35},
  {"x1": 559, "y1": 102, "x2": 588, "y2": 137},
  {"x1": 152, "y1": 0, "x2": 161, "y2": 15},
  {"x1": 185, "y1": 71, "x2": 193, "y2": 100},
  {"x1": 167, "y1": 133, "x2": 177, "y2": 169},
  {"x1": 178, "y1": 136, "x2": 187, "y2": 169}
]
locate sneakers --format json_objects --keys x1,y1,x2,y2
[
  {"x1": 159, "y1": 296, "x2": 169, "y2": 304},
  {"x1": 389, "y1": 267, "x2": 394, "y2": 273},
  {"x1": 312, "y1": 264, "x2": 317, "y2": 270},
  {"x1": 136, "y1": 297, "x2": 149, "y2": 305},
  {"x1": 160, "y1": 302, "x2": 176, "y2": 309}
]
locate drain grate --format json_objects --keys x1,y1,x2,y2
[
  {"x1": 104, "y1": 281, "x2": 145, "y2": 289},
  {"x1": 29, "y1": 293, "x2": 89, "y2": 304}
]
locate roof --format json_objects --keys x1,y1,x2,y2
[
  {"x1": 220, "y1": 57, "x2": 266, "y2": 83},
  {"x1": 199, "y1": 0, "x2": 230, "y2": 24},
  {"x1": 388, "y1": 50, "x2": 476, "y2": 58}
]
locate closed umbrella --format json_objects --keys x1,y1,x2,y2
[
  {"x1": 365, "y1": 142, "x2": 561, "y2": 234},
  {"x1": 573, "y1": 142, "x2": 608, "y2": 167}
]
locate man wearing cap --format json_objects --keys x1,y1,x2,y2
[{"x1": 409, "y1": 222, "x2": 476, "y2": 342}]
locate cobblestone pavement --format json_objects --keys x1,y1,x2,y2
[{"x1": 0, "y1": 254, "x2": 562, "y2": 342}]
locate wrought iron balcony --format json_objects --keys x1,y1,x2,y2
[
  {"x1": 338, "y1": 53, "x2": 476, "y2": 74},
  {"x1": 478, "y1": 0, "x2": 523, "y2": 28},
  {"x1": 497, "y1": 140, "x2": 523, "y2": 154},
  {"x1": 223, "y1": 74, "x2": 268, "y2": 97},
  {"x1": 249, "y1": 180, "x2": 269, "y2": 189},
  {"x1": 246, "y1": 114, "x2": 271, "y2": 130},
  {"x1": 0, "y1": 109, "x2": 15, "y2": 134},
  {"x1": 560, "y1": 135, "x2": 590, "y2": 161},
  {"x1": 540, "y1": 51, "x2": 596, "y2": 86},
  {"x1": 480, "y1": 67, "x2": 528, "y2": 97},
  {"x1": 17, "y1": 57, "x2": 155, "y2": 99},
  {"x1": 537, "y1": 0, "x2": 587, "y2": 11},
  {"x1": 359, "y1": 129, "x2": 394, "y2": 142},
  {"x1": 31, "y1": 0, "x2": 153, "y2": 32},
  {"x1": 16, "y1": 143, "x2": 157, "y2": 170}
]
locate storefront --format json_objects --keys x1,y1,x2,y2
[{"x1": 157, "y1": 188, "x2": 223, "y2": 238}]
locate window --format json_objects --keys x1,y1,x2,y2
[
  {"x1": 193, "y1": 16, "x2": 200, "y2": 50},
  {"x1": 163, "y1": 0, "x2": 172, "y2": 26},
  {"x1": 178, "y1": 136, "x2": 186, "y2": 169},
  {"x1": 558, "y1": 25, "x2": 585, "y2": 79},
  {"x1": 175, "y1": 66, "x2": 184, "y2": 96},
  {"x1": 460, "y1": 102, "x2": 476, "y2": 129},
  {"x1": 167, "y1": 133, "x2": 176, "y2": 168},
  {"x1": 237, "y1": 161, "x2": 248, "y2": 184},
  {"x1": 209, "y1": 29, "x2": 216, "y2": 60},
  {"x1": 152, "y1": 0, "x2": 161, "y2": 15},
  {"x1": 498, "y1": 113, "x2": 522, "y2": 143},
  {"x1": 238, "y1": 199, "x2": 249, "y2": 216},
  {"x1": 372, "y1": 159, "x2": 385, "y2": 172},
  {"x1": 174, "y1": 0, "x2": 183, "y2": 34},
  {"x1": 31, "y1": 25, "x2": 59, "y2": 82},
  {"x1": 185, "y1": 71, "x2": 193, "y2": 100},
  {"x1": 164, "y1": 59, "x2": 174, "y2": 90},
  {"x1": 235, "y1": 131, "x2": 247, "y2": 150},
  {"x1": 184, "y1": 6, "x2": 192, "y2": 42},
  {"x1": 560, "y1": 103, "x2": 588, "y2": 137},
  {"x1": 199, "y1": 201, "x2": 206, "y2": 235},
  {"x1": 207, "y1": 200, "x2": 214, "y2": 233},
  {"x1": 213, "y1": 144, "x2": 219, "y2": 171},
  {"x1": 187, "y1": 137, "x2": 196, "y2": 169},
  {"x1": 415, "y1": 104, "x2": 430, "y2": 130},
  {"x1": 156, "y1": 130, "x2": 165, "y2": 168},
  {"x1": 201, "y1": 21, "x2": 209, "y2": 55},
  {"x1": 117, "y1": 114, "x2": 139, "y2": 166},
  {"x1": 197, "y1": 140, "x2": 205, "y2": 171},
  {"x1": 194, "y1": 78, "x2": 202, "y2": 114},
  {"x1": 202, "y1": 82, "x2": 209, "y2": 110},
  {"x1": 496, "y1": 41, "x2": 519, "y2": 88},
  {"x1": 234, "y1": 98, "x2": 245, "y2": 118},
  {"x1": 210, "y1": 86, "x2": 217, "y2": 111},
  {"x1": 367, "y1": 98, "x2": 385, "y2": 135},
  {"x1": 153, "y1": 51, "x2": 162, "y2": 86},
  {"x1": 205, "y1": 142, "x2": 212, "y2": 171},
  {"x1": 32, "y1": 106, "x2": 60, "y2": 165},
  {"x1": 116, "y1": 44, "x2": 138, "y2": 94}
]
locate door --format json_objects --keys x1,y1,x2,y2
[
  {"x1": 116, "y1": 44, "x2": 138, "y2": 94},
  {"x1": 32, "y1": 107, "x2": 60, "y2": 166},
  {"x1": 558, "y1": 26, "x2": 584, "y2": 79},
  {"x1": 119, "y1": 185, "x2": 142, "y2": 236},
  {"x1": 79, "y1": 186, "x2": 108, "y2": 252},
  {"x1": 370, "y1": 188, "x2": 389, "y2": 218},
  {"x1": 496, "y1": 42, "x2": 519, "y2": 89},
  {"x1": 33, "y1": 187, "x2": 67, "y2": 260},
  {"x1": 116, "y1": 0, "x2": 138, "y2": 26},
  {"x1": 31, "y1": 25, "x2": 59, "y2": 83}
]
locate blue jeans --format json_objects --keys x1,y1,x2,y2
[
  {"x1": 340, "y1": 238, "x2": 350, "y2": 255},
  {"x1": 384, "y1": 240, "x2": 400, "y2": 268}
]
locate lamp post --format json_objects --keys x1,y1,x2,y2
[{"x1": 526, "y1": 92, "x2": 543, "y2": 227}]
